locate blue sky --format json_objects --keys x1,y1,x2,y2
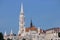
[{"x1": 0, "y1": 0, "x2": 60, "y2": 34}]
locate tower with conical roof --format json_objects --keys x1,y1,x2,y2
[
  {"x1": 4, "y1": 31, "x2": 7, "y2": 40},
  {"x1": 10, "y1": 29, "x2": 13, "y2": 36},
  {"x1": 18, "y1": 2, "x2": 25, "y2": 36},
  {"x1": 10, "y1": 29, "x2": 13, "y2": 39}
]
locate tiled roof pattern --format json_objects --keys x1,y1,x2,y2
[{"x1": 25, "y1": 26, "x2": 45, "y2": 33}]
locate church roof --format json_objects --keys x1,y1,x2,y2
[
  {"x1": 46, "y1": 27, "x2": 60, "y2": 31},
  {"x1": 25, "y1": 26, "x2": 37, "y2": 32},
  {"x1": 45, "y1": 27, "x2": 60, "y2": 33},
  {"x1": 25, "y1": 26, "x2": 45, "y2": 33}
]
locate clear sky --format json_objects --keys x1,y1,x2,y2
[{"x1": 0, "y1": 0, "x2": 60, "y2": 34}]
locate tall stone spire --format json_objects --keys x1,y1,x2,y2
[
  {"x1": 21, "y1": 2, "x2": 24, "y2": 13},
  {"x1": 4, "y1": 31, "x2": 7, "y2": 40},
  {"x1": 10, "y1": 29, "x2": 13, "y2": 35},
  {"x1": 4, "y1": 31, "x2": 7, "y2": 36},
  {"x1": 10, "y1": 29, "x2": 13, "y2": 39},
  {"x1": 18, "y1": 2, "x2": 25, "y2": 36}
]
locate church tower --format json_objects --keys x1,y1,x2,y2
[
  {"x1": 10, "y1": 29, "x2": 13, "y2": 39},
  {"x1": 10, "y1": 29, "x2": 13, "y2": 36},
  {"x1": 4, "y1": 31, "x2": 7, "y2": 40},
  {"x1": 18, "y1": 3, "x2": 25, "y2": 36}
]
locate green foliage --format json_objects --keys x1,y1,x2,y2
[{"x1": 0, "y1": 32, "x2": 4, "y2": 40}]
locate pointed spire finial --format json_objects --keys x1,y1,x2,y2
[
  {"x1": 21, "y1": 2, "x2": 24, "y2": 13},
  {"x1": 30, "y1": 19, "x2": 33, "y2": 27},
  {"x1": 10, "y1": 29, "x2": 13, "y2": 34},
  {"x1": 4, "y1": 31, "x2": 7, "y2": 36}
]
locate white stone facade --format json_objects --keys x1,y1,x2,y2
[{"x1": 4, "y1": 2, "x2": 60, "y2": 40}]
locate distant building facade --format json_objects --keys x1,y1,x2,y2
[{"x1": 4, "y1": 3, "x2": 60, "y2": 40}]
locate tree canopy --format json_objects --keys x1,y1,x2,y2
[{"x1": 0, "y1": 32, "x2": 4, "y2": 40}]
